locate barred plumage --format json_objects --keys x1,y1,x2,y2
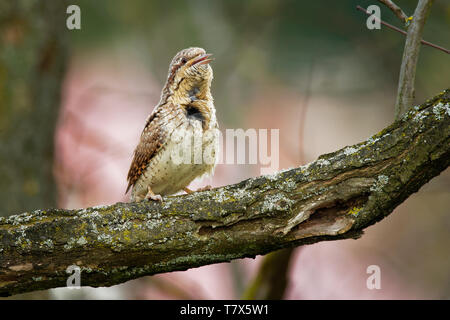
[{"x1": 126, "y1": 47, "x2": 218, "y2": 201}]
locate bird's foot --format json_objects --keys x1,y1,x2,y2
[
  {"x1": 183, "y1": 185, "x2": 212, "y2": 194},
  {"x1": 197, "y1": 185, "x2": 212, "y2": 192},
  {"x1": 145, "y1": 187, "x2": 163, "y2": 202}
]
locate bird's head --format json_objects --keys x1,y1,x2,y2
[{"x1": 163, "y1": 47, "x2": 213, "y2": 102}]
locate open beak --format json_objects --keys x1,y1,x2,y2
[{"x1": 190, "y1": 53, "x2": 213, "y2": 66}]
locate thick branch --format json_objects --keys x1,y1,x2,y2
[
  {"x1": 395, "y1": 0, "x2": 434, "y2": 119},
  {"x1": 1, "y1": 90, "x2": 449, "y2": 297}
]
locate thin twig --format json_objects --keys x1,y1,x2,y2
[
  {"x1": 395, "y1": 0, "x2": 434, "y2": 119},
  {"x1": 378, "y1": 0, "x2": 409, "y2": 23},
  {"x1": 356, "y1": 5, "x2": 449, "y2": 55}
]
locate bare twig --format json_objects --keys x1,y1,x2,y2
[
  {"x1": 356, "y1": 5, "x2": 449, "y2": 55},
  {"x1": 378, "y1": 0, "x2": 409, "y2": 23},
  {"x1": 395, "y1": 0, "x2": 434, "y2": 119},
  {"x1": 1, "y1": 90, "x2": 449, "y2": 297}
]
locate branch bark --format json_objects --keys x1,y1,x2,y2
[
  {"x1": 395, "y1": 0, "x2": 434, "y2": 119},
  {"x1": 1, "y1": 90, "x2": 449, "y2": 297}
]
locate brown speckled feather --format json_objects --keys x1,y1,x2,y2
[{"x1": 126, "y1": 109, "x2": 166, "y2": 193}]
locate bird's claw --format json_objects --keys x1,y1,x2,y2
[
  {"x1": 145, "y1": 193, "x2": 163, "y2": 202},
  {"x1": 145, "y1": 187, "x2": 163, "y2": 202},
  {"x1": 184, "y1": 185, "x2": 212, "y2": 194}
]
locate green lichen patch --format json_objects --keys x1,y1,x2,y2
[{"x1": 348, "y1": 206, "x2": 362, "y2": 217}]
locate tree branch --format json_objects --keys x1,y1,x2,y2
[
  {"x1": 242, "y1": 247, "x2": 294, "y2": 299},
  {"x1": 356, "y1": 5, "x2": 449, "y2": 54},
  {"x1": 378, "y1": 0, "x2": 409, "y2": 24},
  {"x1": 1, "y1": 90, "x2": 449, "y2": 297},
  {"x1": 395, "y1": 0, "x2": 434, "y2": 119}
]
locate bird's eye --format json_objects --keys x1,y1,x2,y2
[{"x1": 181, "y1": 58, "x2": 187, "y2": 64}]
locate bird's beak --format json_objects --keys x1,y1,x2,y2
[{"x1": 190, "y1": 53, "x2": 213, "y2": 66}]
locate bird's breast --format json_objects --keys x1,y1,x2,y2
[{"x1": 133, "y1": 101, "x2": 218, "y2": 197}]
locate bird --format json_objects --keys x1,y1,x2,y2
[{"x1": 126, "y1": 47, "x2": 219, "y2": 202}]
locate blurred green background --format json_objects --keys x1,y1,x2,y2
[{"x1": 69, "y1": 0, "x2": 449, "y2": 113}]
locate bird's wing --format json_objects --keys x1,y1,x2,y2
[{"x1": 126, "y1": 108, "x2": 167, "y2": 194}]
